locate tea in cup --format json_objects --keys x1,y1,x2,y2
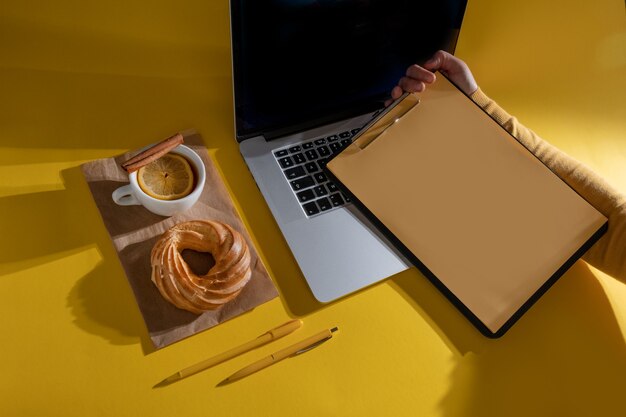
[{"x1": 112, "y1": 144, "x2": 206, "y2": 216}]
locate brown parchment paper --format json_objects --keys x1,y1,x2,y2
[{"x1": 81, "y1": 131, "x2": 278, "y2": 349}]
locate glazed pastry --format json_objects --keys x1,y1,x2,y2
[{"x1": 151, "y1": 220, "x2": 252, "y2": 313}]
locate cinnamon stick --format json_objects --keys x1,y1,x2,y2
[{"x1": 121, "y1": 133, "x2": 184, "y2": 173}]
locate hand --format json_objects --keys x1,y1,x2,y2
[{"x1": 386, "y1": 50, "x2": 478, "y2": 106}]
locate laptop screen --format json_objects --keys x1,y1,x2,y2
[{"x1": 231, "y1": 0, "x2": 467, "y2": 141}]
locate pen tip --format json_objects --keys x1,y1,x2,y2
[
  {"x1": 331, "y1": 327, "x2": 339, "y2": 333},
  {"x1": 153, "y1": 380, "x2": 170, "y2": 389},
  {"x1": 216, "y1": 378, "x2": 232, "y2": 388},
  {"x1": 153, "y1": 374, "x2": 179, "y2": 388}
]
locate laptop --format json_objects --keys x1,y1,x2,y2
[{"x1": 229, "y1": 0, "x2": 468, "y2": 302}]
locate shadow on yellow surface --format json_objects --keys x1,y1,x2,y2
[
  {"x1": 391, "y1": 262, "x2": 626, "y2": 416},
  {"x1": 0, "y1": 168, "x2": 103, "y2": 276},
  {"x1": 0, "y1": 2, "x2": 233, "y2": 151},
  {"x1": 0, "y1": 165, "x2": 154, "y2": 351},
  {"x1": 66, "y1": 245, "x2": 153, "y2": 352},
  {"x1": 0, "y1": 67, "x2": 232, "y2": 152},
  {"x1": 62, "y1": 167, "x2": 158, "y2": 353}
]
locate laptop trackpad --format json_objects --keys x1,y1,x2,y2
[{"x1": 283, "y1": 206, "x2": 409, "y2": 302}]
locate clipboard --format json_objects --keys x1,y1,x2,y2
[{"x1": 326, "y1": 74, "x2": 608, "y2": 338}]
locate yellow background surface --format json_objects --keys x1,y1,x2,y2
[{"x1": 1, "y1": 1, "x2": 625, "y2": 416}]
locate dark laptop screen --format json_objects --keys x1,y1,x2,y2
[{"x1": 231, "y1": 0, "x2": 467, "y2": 140}]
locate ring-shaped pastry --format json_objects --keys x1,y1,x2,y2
[{"x1": 150, "y1": 220, "x2": 252, "y2": 314}]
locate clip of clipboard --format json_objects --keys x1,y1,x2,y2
[
  {"x1": 326, "y1": 73, "x2": 607, "y2": 338},
  {"x1": 351, "y1": 92, "x2": 420, "y2": 150}
]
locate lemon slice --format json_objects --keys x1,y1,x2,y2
[{"x1": 137, "y1": 153, "x2": 195, "y2": 200}]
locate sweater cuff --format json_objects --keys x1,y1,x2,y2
[
  {"x1": 469, "y1": 87, "x2": 491, "y2": 108},
  {"x1": 469, "y1": 87, "x2": 515, "y2": 129}
]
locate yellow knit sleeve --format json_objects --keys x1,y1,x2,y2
[{"x1": 470, "y1": 88, "x2": 626, "y2": 280}]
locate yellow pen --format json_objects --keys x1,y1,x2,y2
[
  {"x1": 155, "y1": 319, "x2": 302, "y2": 387},
  {"x1": 218, "y1": 326, "x2": 338, "y2": 386}
]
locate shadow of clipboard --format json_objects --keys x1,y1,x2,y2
[{"x1": 326, "y1": 73, "x2": 608, "y2": 338}]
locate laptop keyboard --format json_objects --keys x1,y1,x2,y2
[{"x1": 273, "y1": 128, "x2": 360, "y2": 217}]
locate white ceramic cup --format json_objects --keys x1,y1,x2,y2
[{"x1": 111, "y1": 144, "x2": 206, "y2": 216}]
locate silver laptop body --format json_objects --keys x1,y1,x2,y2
[
  {"x1": 240, "y1": 113, "x2": 409, "y2": 302},
  {"x1": 229, "y1": 0, "x2": 467, "y2": 302}
]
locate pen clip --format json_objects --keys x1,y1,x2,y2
[{"x1": 291, "y1": 335, "x2": 332, "y2": 356}]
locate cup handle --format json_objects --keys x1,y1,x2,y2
[{"x1": 112, "y1": 184, "x2": 141, "y2": 206}]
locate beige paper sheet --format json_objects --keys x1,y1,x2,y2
[{"x1": 81, "y1": 131, "x2": 278, "y2": 349}]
